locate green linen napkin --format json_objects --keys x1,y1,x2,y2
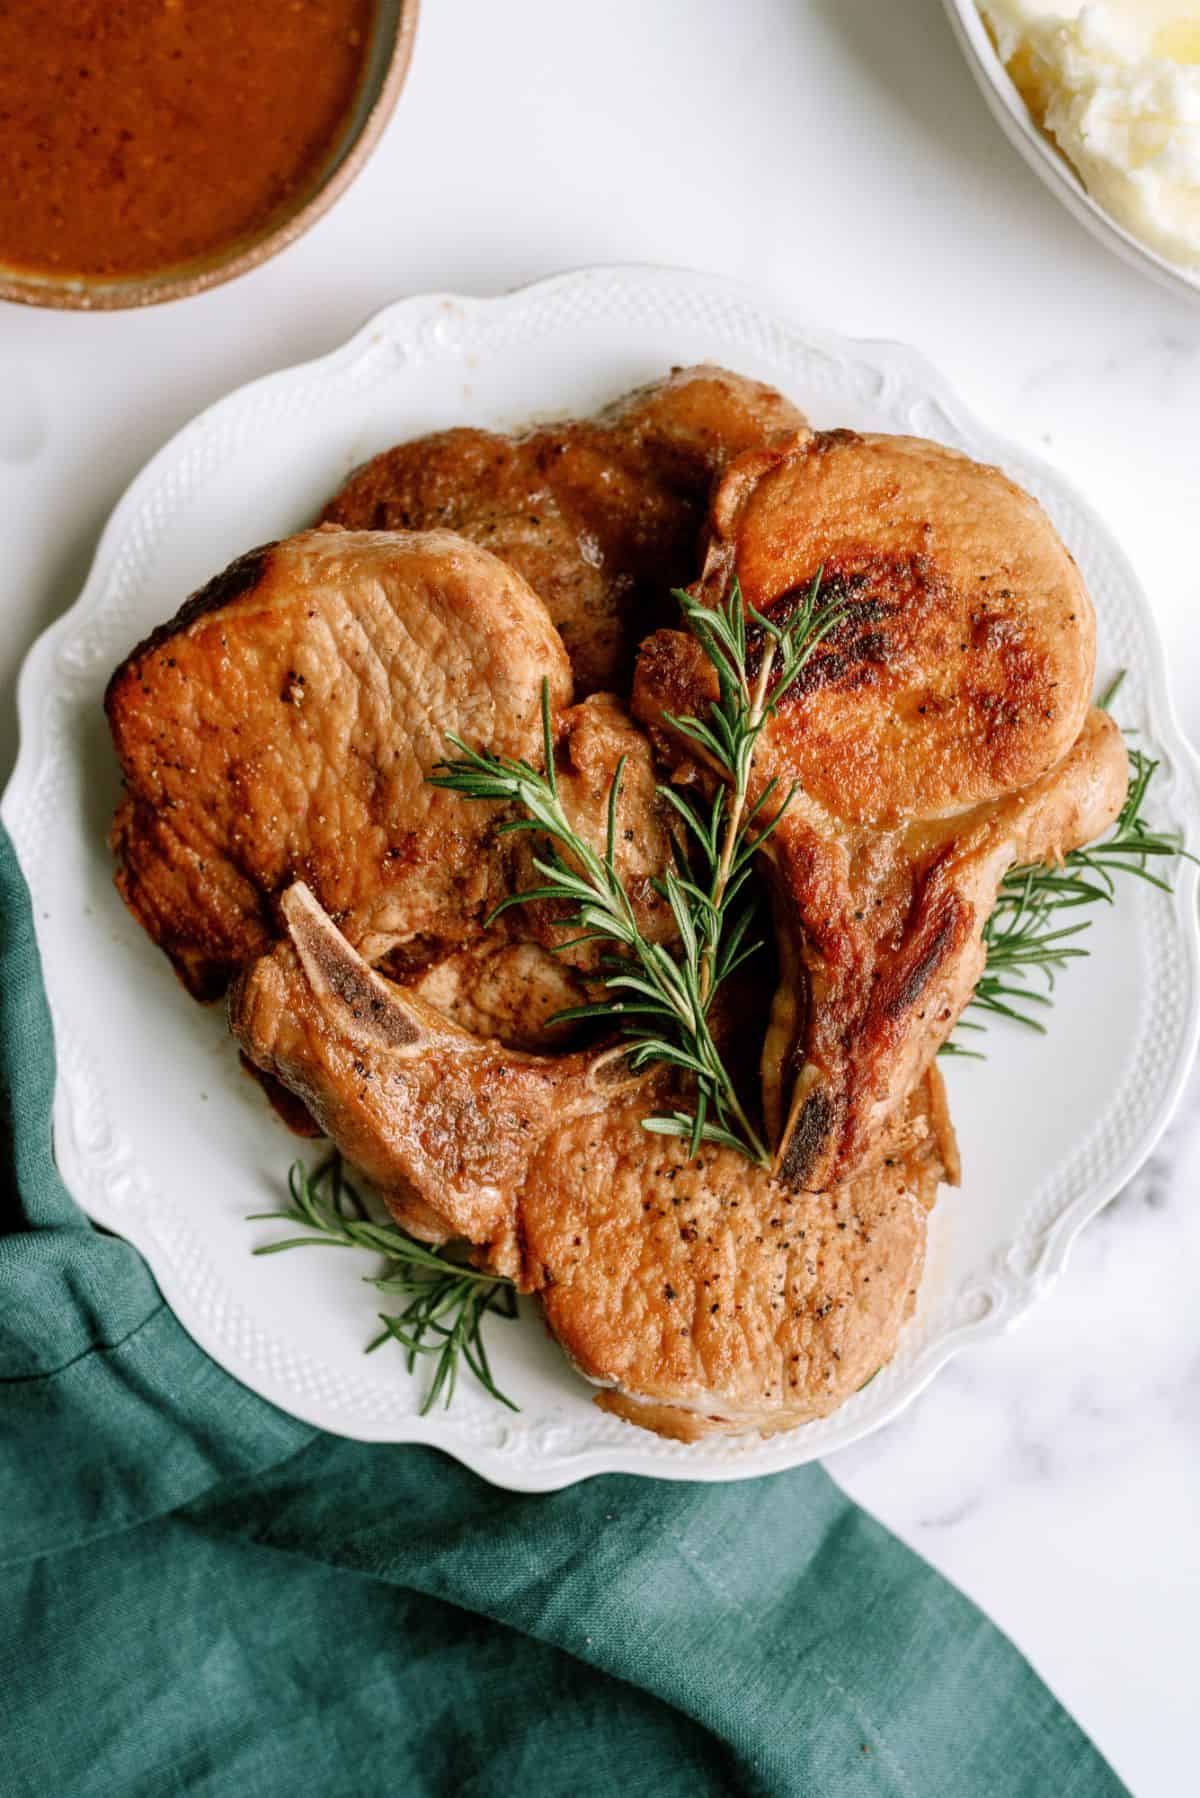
[{"x1": 0, "y1": 821, "x2": 1127, "y2": 1798}]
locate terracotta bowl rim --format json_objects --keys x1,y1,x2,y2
[{"x1": 0, "y1": 0, "x2": 419, "y2": 313}]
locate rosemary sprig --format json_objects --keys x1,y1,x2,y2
[
  {"x1": 944, "y1": 685, "x2": 1193, "y2": 1054},
  {"x1": 246, "y1": 669, "x2": 1190, "y2": 1416},
  {"x1": 659, "y1": 573, "x2": 846, "y2": 1005},
  {"x1": 430, "y1": 574, "x2": 848, "y2": 1165},
  {"x1": 248, "y1": 1154, "x2": 519, "y2": 1414}
]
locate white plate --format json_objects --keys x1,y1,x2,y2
[
  {"x1": 943, "y1": 0, "x2": 1200, "y2": 304},
  {"x1": 5, "y1": 266, "x2": 1199, "y2": 1489}
]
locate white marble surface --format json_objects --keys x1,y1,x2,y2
[{"x1": 0, "y1": 1, "x2": 1196, "y2": 1791}]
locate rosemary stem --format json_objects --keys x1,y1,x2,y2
[
  {"x1": 249, "y1": 1155, "x2": 519, "y2": 1413},
  {"x1": 430, "y1": 574, "x2": 847, "y2": 1165},
  {"x1": 700, "y1": 1027, "x2": 771, "y2": 1166},
  {"x1": 697, "y1": 632, "x2": 778, "y2": 1008}
]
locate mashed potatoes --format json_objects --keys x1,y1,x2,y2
[{"x1": 982, "y1": 1, "x2": 1200, "y2": 267}]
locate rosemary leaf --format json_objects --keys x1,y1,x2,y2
[
  {"x1": 945, "y1": 699, "x2": 1193, "y2": 1051},
  {"x1": 431, "y1": 572, "x2": 849, "y2": 1166},
  {"x1": 248, "y1": 1154, "x2": 518, "y2": 1414}
]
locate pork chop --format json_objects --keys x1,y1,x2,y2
[
  {"x1": 633, "y1": 431, "x2": 1128, "y2": 1190},
  {"x1": 106, "y1": 529, "x2": 675, "y2": 1026},
  {"x1": 319, "y1": 365, "x2": 810, "y2": 695},
  {"x1": 231, "y1": 883, "x2": 956, "y2": 1440}
]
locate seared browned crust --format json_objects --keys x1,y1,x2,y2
[
  {"x1": 696, "y1": 430, "x2": 1096, "y2": 821},
  {"x1": 106, "y1": 366, "x2": 805, "y2": 1008},
  {"x1": 105, "y1": 522, "x2": 685, "y2": 1055},
  {"x1": 763, "y1": 707, "x2": 1127, "y2": 1191},
  {"x1": 393, "y1": 691, "x2": 682, "y2": 1046},
  {"x1": 320, "y1": 365, "x2": 809, "y2": 695},
  {"x1": 105, "y1": 542, "x2": 279, "y2": 703},
  {"x1": 105, "y1": 527, "x2": 573, "y2": 1001},
  {"x1": 634, "y1": 433, "x2": 1127, "y2": 1191},
  {"x1": 231, "y1": 884, "x2": 951, "y2": 1437},
  {"x1": 401, "y1": 940, "x2": 585, "y2": 1052},
  {"x1": 525, "y1": 1073, "x2": 947, "y2": 1439}
]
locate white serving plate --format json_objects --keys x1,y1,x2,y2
[
  {"x1": 943, "y1": 0, "x2": 1200, "y2": 304},
  {"x1": 5, "y1": 266, "x2": 1198, "y2": 1489}
]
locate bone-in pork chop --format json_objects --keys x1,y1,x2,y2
[
  {"x1": 231, "y1": 884, "x2": 956, "y2": 1440},
  {"x1": 633, "y1": 432, "x2": 1128, "y2": 1190},
  {"x1": 319, "y1": 365, "x2": 810, "y2": 695},
  {"x1": 106, "y1": 529, "x2": 675, "y2": 1022}
]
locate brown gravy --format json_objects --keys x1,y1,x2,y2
[{"x1": 0, "y1": 1, "x2": 376, "y2": 281}]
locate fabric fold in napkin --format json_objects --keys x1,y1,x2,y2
[{"x1": 0, "y1": 824, "x2": 1127, "y2": 1797}]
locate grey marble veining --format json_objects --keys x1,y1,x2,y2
[
  {"x1": 1, "y1": 1, "x2": 1198, "y2": 1790},
  {"x1": 830, "y1": 1063, "x2": 1200, "y2": 1787}
]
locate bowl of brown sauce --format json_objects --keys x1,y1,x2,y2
[{"x1": 0, "y1": 0, "x2": 417, "y2": 310}]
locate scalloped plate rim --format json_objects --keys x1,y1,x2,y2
[{"x1": 4, "y1": 264, "x2": 1198, "y2": 1489}]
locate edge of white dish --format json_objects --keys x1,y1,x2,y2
[{"x1": 4, "y1": 265, "x2": 1198, "y2": 1489}]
